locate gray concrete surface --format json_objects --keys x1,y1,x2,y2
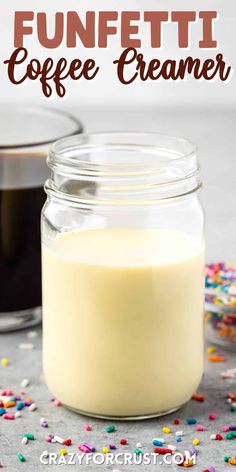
[{"x1": 0, "y1": 107, "x2": 236, "y2": 471}]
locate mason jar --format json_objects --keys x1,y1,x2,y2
[{"x1": 42, "y1": 132, "x2": 205, "y2": 420}]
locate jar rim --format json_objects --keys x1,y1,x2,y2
[{"x1": 46, "y1": 132, "x2": 201, "y2": 206}]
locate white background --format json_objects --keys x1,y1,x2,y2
[{"x1": 0, "y1": 0, "x2": 235, "y2": 108}]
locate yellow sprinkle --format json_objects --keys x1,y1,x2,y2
[
  {"x1": 192, "y1": 438, "x2": 200, "y2": 446},
  {"x1": 58, "y1": 448, "x2": 67, "y2": 456},
  {"x1": 162, "y1": 427, "x2": 171, "y2": 434},
  {"x1": 1, "y1": 358, "x2": 9, "y2": 367},
  {"x1": 207, "y1": 346, "x2": 216, "y2": 354},
  {"x1": 103, "y1": 446, "x2": 109, "y2": 454},
  {"x1": 184, "y1": 460, "x2": 194, "y2": 467}
]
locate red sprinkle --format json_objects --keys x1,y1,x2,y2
[
  {"x1": 54, "y1": 399, "x2": 61, "y2": 407},
  {"x1": 154, "y1": 447, "x2": 173, "y2": 455},
  {"x1": 120, "y1": 439, "x2": 128, "y2": 445},
  {"x1": 84, "y1": 424, "x2": 92, "y2": 431},
  {"x1": 216, "y1": 434, "x2": 223, "y2": 440},
  {"x1": 174, "y1": 418, "x2": 181, "y2": 425},
  {"x1": 63, "y1": 439, "x2": 72, "y2": 446}
]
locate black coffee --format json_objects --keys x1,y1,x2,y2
[{"x1": 0, "y1": 152, "x2": 47, "y2": 312}]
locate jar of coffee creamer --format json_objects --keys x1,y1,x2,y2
[{"x1": 42, "y1": 133, "x2": 205, "y2": 420}]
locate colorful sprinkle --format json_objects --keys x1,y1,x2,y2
[
  {"x1": 1, "y1": 358, "x2": 9, "y2": 367},
  {"x1": 105, "y1": 425, "x2": 116, "y2": 433},
  {"x1": 18, "y1": 453, "x2": 25, "y2": 462}
]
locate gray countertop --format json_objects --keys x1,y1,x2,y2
[
  {"x1": 0, "y1": 328, "x2": 236, "y2": 471},
  {"x1": 1, "y1": 106, "x2": 236, "y2": 471}
]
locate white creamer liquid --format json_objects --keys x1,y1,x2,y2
[{"x1": 42, "y1": 228, "x2": 204, "y2": 418}]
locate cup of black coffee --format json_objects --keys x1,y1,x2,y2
[{"x1": 0, "y1": 106, "x2": 82, "y2": 332}]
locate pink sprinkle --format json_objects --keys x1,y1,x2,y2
[
  {"x1": 222, "y1": 425, "x2": 229, "y2": 432},
  {"x1": 85, "y1": 424, "x2": 92, "y2": 431},
  {"x1": 78, "y1": 445, "x2": 90, "y2": 453},
  {"x1": 19, "y1": 390, "x2": 26, "y2": 396},
  {"x1": 1, "y1": 390, "x2": 13, "y2": 396},
  {"x1": 196, "y1": 425, "x2": 206, "y2": 431},
  {"x1": 45, "y1": 435, "x2": 54, "y2": 443},
  {"x1": 209, "y1": 413, "x2": 217, "y2": 421},
  {"x1": 3, "y1": 414, "x2": 15, "y2": 420},
  {"x1": 54, "y1": 399, "x2": 61, "y2": 407}
]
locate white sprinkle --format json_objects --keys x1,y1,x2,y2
[
  {"x1": 27, "y1": 331, "x2": 38, "y2": 339},
  {"x1": 40, "y1": 417, "x2": 47, "y2": 423},
  {"x1": 226, "y1": 398, "x2": 233, "y2": 404},
  {"x1": 29, "y1": 403, "x2": 37, "y2": 411},
  {"x1": 53, "y1": 436, "x2": 64, "y2": 444},
  {"x1": 167, "y1": 444, "x2": 177, "y2": 451},
  {"x1": 21, "y1": 437, "x2": 28, "y2": 445},
  {"x1": 136, "y1": 442, "x2": 142, "y2": 448},
  {"x1": 19, "y1": 343, "x2": 34, "y2": 350},
  {"x1": 20, "y1": 379, "x2": 30, "y2": 388},
  {"x1": 15, "y1": 411, "x2": 22, "y2": 419},
  {"x1": 176, "y1": 431, "x2": 184, "y2": 437},
  {"x1": 221, "y1": 371, "x2": 234, "y2": 379},
  {"x1": 210, "y1": 434, "x2": 217, "y2": 440}
]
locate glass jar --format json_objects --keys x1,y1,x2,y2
[
  {"x1": 0, "y1": 106, "x2": 82, "y2": 332},
  {"x1": 42, "y1": 132, "x2": 205, "y2": 420}
]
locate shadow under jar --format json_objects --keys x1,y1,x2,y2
[
  {"x1": 0, "y1": 106, "x2": 82, "y2": 332},
  {"x1": 42, "y1": 132, "x2": 205, "y2": 420}
]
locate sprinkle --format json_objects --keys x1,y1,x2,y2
[
  {"x1": 18, "y1": 453, "x2": 25, "y2": 462},
  {"x1": 196, "y1": 425, "x2": 206, "y2": 431},
  {"x1": 191, "y1": 393, "x2": 205, "y2": 402},
  {"x1": 152, "y1": 439, "x2": 164, "y2": 446},
  {"x1": 209, "y1": 413, "x2": 217, "y2": 420},
  {"x1": 109, "y1": 444, "x2": 116, "y2": 450},
  {"x1": 54, "y1": 399, "x2": 61, "y2": 407},
  {"x1": 229, "y1": 458, "x2": 236, "y2": 465},
  {"x1": 189, "y1": 445, "x2": 196, "y2": 456},
  {"x1": 84, "y1": 424, "x2": 92, "y2": 431},
  {"x1": 208, "y1": 468, "x2": 216, "y2": 472},
  {"x1": 231, "y1": 405, "x2": 236, "y2": 412},
  {"x1": 27, "y1": 331, "x2": 38, "y2": 338},
  {"x1": 186, "y1": 418, "x2": 197, "y2": 425},
  {"x1": 226, "y1": 432, "x2": 236, "y2": 439},
  {"x1": 15, "y1": 411, "x2": 22, "y2": 419},
  {"x1": 78, "y1": 445, "x2": 90, "y2": 453},
  {"x1": 45, "y1": 435, "x2": 54, "y2": 443},
  {"x1": 105, "y1": 425, "x2": 116, "y2": 433},
  {"x1": 103, "y1": 447, "x2": 109, "y2": 454},
  {"x1": 192, "y1": 438, "x2": 200, "y2": 446},
  {"x1": 216, "y1": 434, "x2": 223, "y2": 440},
  {"x1": 23, "y1": 434, "x2": 35, "y2": 440},
  {"x1": 18, "y1": 343, "x2": 34, "y2": 350},
  {"x1": 162, "y1": 427, "x2": 171, "y2": 434},
  {"x1": 58, "y1": 448, "x2": 67, "y2": 456},
  {"x1": 29, "y1": 403, "x2": 37, "y2": 412},
  {"x1": 4, "y1": 401, "x2": 15, "y2": 408},
  {"x1": 222, "y1": 425, "x2": 229, "y2": 432},
  {"x1": 63, "y1": 439, "x2": 72, "y2": 446},
  {"x1": 176, "y1": 431, "x2": 184, "y2": 436},
  {"x1": 224, "y1": 456, "x2": 231, "y2": 462},
  {"x1": 54, "y1": 436, "x2": 64, "y2": 444},
  {"x1": 16, "y1": 402, "x2": 25, "y2": 411},
  {"x1": 136, "y1": 442, "x2": 142, "y2": 448},
  {"x1": 1, "y1": 358, "x2": 9, "y2": 367},
  {"x1": 174, "y1": 418, "x2": 181, "y2": 425},
  {"x1": 1, "y1": 389, "x2": 13, "y2": 396},
  {"x1": 20, "y1": 379, "x2": 29, "y2": 388},
  {"x1": 207, "y1": 346, "x2": 216, "y2": 354},
  {"x1": 21, "y1": 437, "x2": 28, "y2": 445},
  {"x1": 0, "y1": 408, "x2": 6, "y2": 416},
  {"x1": 167, "y1": 444, "x2": 177, "y2": 451},
  {"x1": 83, "y1": 443, "x2": 96, "y2": 452},
  {"x1": 208, "y1": 355, "x2": 225, "y2": 362},
  {"x1": 176, "y1": 437, "x2": 182, "y2": 443},
  {"x1": 40, "y1": 418, "x2": 48, "y2": 428},
  {"x1": 229, "y1": 425, "x2": 236, "y2": 431},
  {"x1": 3, "y1": 414, "x2": 15, "y2": 420},
  {"x1": 134, "y1": 449, "x2": 142, "y2": 455},
  {"x1": 119, "y1": 439, "x2": 128, "y2": 445},
  {"x1": 154, "y1": 447, "x2": 173, "y2": 454}
]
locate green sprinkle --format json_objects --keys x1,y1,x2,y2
[
  {"x1": 18, "y1": 453, "x2": 25, "y2": 462},
  {"x1": 23, "y1": 434, "x2": 35, "y2": 440},
  {"x1": 105, "y1": 425, "x2": 116, "y2": 433},
  {"x1": 134, "y1": 449, "x2": 142, "y2": 455},
  {"x1": 224, "y1": 456, "x2": 230, "y2": 462},
  {"x1": 226, "y1": 433, "x2": 234, "y2": 439},
  {"x1": 231, "y1": 405, "x2": 236, "y2": 412}
]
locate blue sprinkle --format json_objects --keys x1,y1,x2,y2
[
  {"x1": 152, "y1": 440, "x2": 164, "y2": 447},
  {"x1": 185, "y1": 418, "x2": 197, "y2": 425},
  {"x1": 16, "y1": 402, "x2": 25, "y2": 411},
  {"x1": 0, "y1": 408, "x2": 6, "y2": 416},
  {"x1": 176, "y1": 437, "x2": 182, "y2": 443}
]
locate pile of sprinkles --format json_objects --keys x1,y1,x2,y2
[
  {"x1": 205, "y1": 262, "x2": 236, "y2": 346},
  {"x1": 1, "y1": 330, "x2": 236, "y2": 469}
]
